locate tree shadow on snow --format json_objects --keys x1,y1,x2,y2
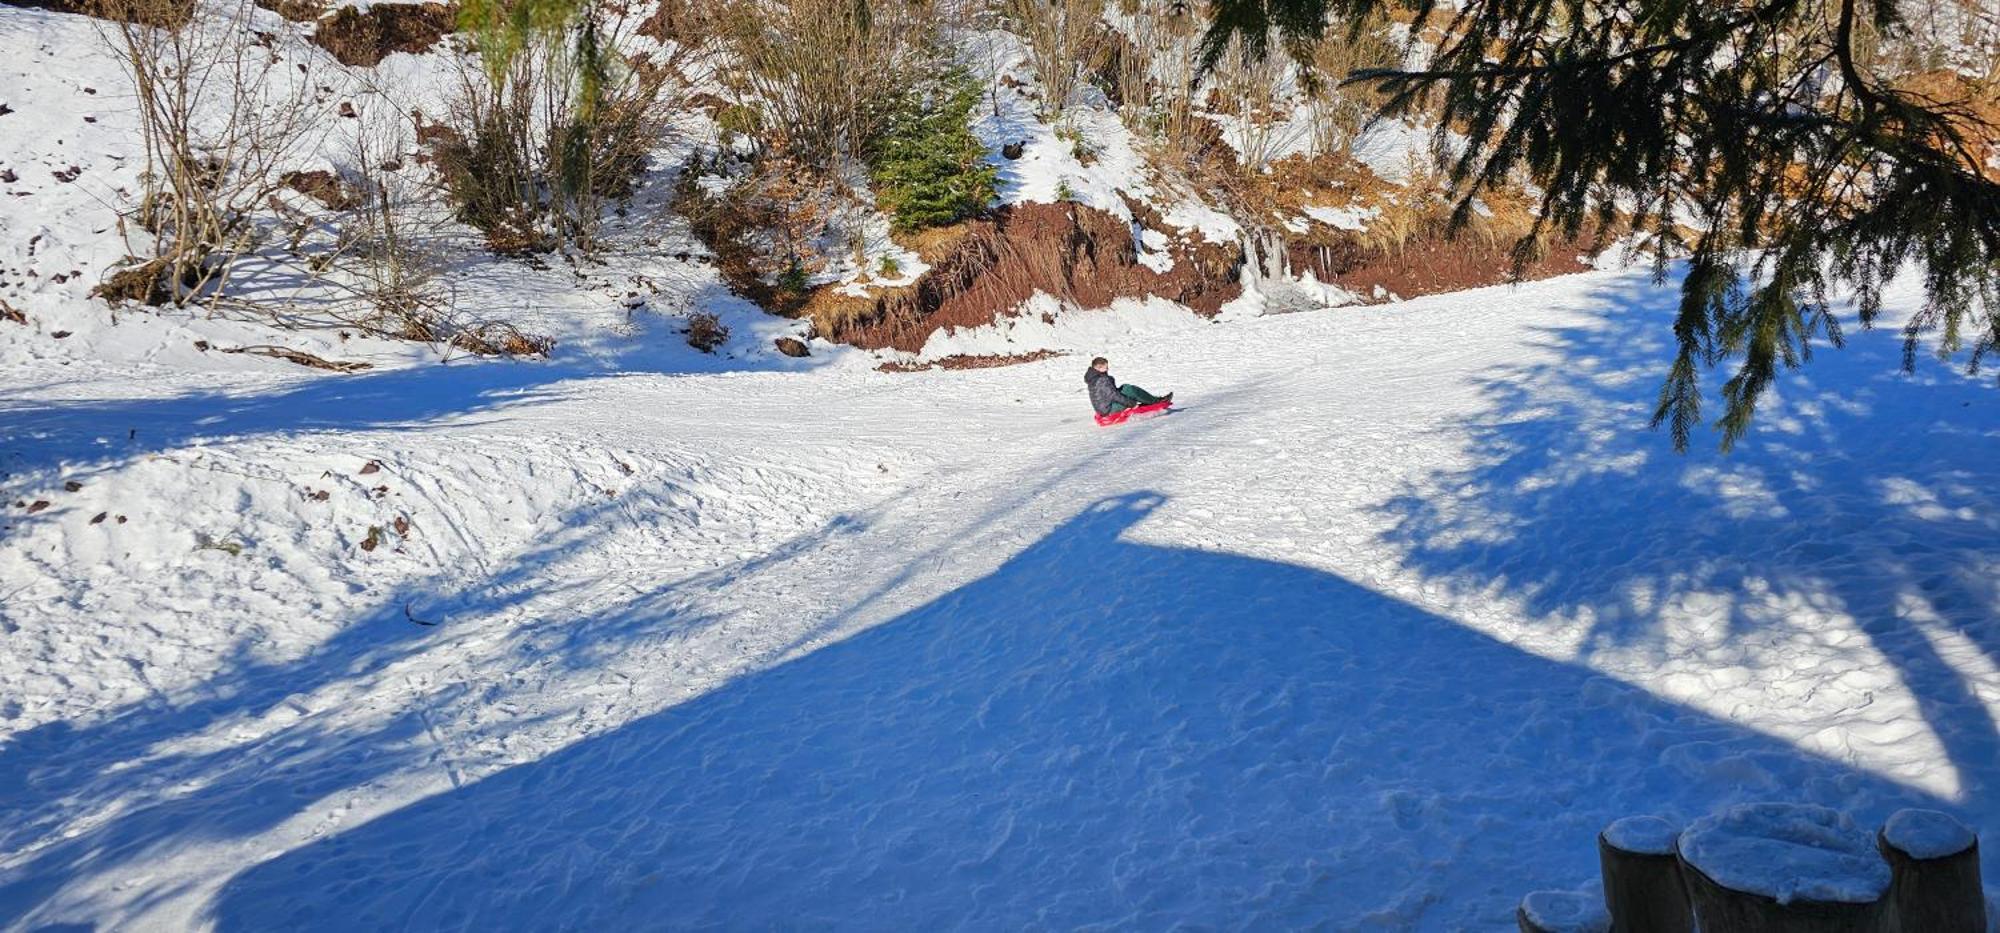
[
  {"x1": 2, "y1": 360, "x2": 556, "y2": 480},
  {"x1": 197, "y1": 493, "x2": 1953, "y2": 930},
  {"x1": 1375, "y1": 267, "x2": 2000, "y2": 855},
  {"x1": 0, "y1": 491, "x2": 872, "y2": 926},
  {"x1": 0, "y1": 382, "x2": 1235, "y2": 929},
  {"x1": 0, "y1": 280, "x2": 824, "y2": 483}
]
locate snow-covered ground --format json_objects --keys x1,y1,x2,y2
[{"x1": 4, "y1": 262, "x2": 1996, "y2": 929}]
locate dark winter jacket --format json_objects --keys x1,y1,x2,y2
[{"x1": 1085, "y1": 367, "x2": 1129, "y2": 416}]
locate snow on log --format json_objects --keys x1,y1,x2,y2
[
  {"x1": 1597, "y1": 816, "x2": 1691, "y2": 933},
  {"x1": 1515, "y1": 888, "x2": 1609, "y2": 933},
  {"x1": 1877, "y1": 809, "x2": 1985, "y2": 933},
  {"x1": 1677, "y1": 803, "x2": 1889, "y2": 933}
]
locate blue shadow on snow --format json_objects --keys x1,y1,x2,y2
[
  {"x1": 1376, "y1": 270, "x2": 2000, "y2": 841},
  {"x1": 203, "y1": 493, "x2": 1955, "y2": 930}
]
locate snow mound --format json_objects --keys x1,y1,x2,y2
[
  {"x1": 1679, "y1": 803, "x2": 1891, "y2": 905},
  {"x1": 1883, "y1": 809, "x2": 1977, "y2": 860},
  {"x1": 1602, "y1": 815, "x2": 1680, "y2": 856}
]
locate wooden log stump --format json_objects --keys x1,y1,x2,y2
[
  {"x1": 1598, "y1": 816, "x2": 1691, "y2": 933},
  {"x1": 1677, "y1": 803, "x2": 1889, "y2": 933},
  {"x1": 1516, "y1": 889, "x2": 1609, "y2": 933},
  {"x1": 1878, "y1": 808, "x2": 1985, "y2": 933}
]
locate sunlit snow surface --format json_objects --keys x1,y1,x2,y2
[
  {"x1": 5, "y1": 259, "x2": 1996, "y2": 930},
  {"x1": 2, "y1": 8, "x2": 1999, "y2": 931}
]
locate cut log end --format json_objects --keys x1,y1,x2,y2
[
  {"x1": 1878, "y1": 809, "x2": 1985, "y2": 933},
  {"x1": 1535, "y1": 806, "x2": 1985, "y2": 933},
  {"x1": 1515, "y1": 889, "x2": 1609, "y2": 933},
  {"x1": 1678, "y1": 803, "x2": 1888, "y2": 933},
  {"x1": 1598, "y1": 820, "x2": 1691, "y2": 933}
]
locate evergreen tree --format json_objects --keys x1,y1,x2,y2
[
  {"x1": 1202, "y1": 0, "x2": 2000, "y2": 449},
  {"x1": 868, "y1": 73, "x2": 1000, "y2": 233}
]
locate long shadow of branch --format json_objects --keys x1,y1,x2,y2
[
  {"x1": 0, "y1": 482, "x2": 864, "y2": 920},
  {"x1": 0, "y1": 285, "x2": 827, "y2": 488},
  {"x1": 1375, "y1": 267, "x2": 2000, "y2": 816}
]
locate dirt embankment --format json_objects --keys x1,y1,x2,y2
[
  {"x1": 685, "y1": 150, "x2": 1596, "y2": 357},
  {"x1": 1282, "y1": 228, "x2": 1595, "y2": 299},
  {"x1": 0, "y1": 0, "x2": 454, "y2": 55},
  {"x1": 0, "y1": 0, "x2": 191, "y2": 26},
  {"x1": 811, "y1": 202, "x2": 1243, "y2": 353},
  {"x1": 1214, "y1": 151, "x2": 1598, "y2": 302},
  {"x1": 310, "y1": 2, "x2": 457, "y2": 66}
]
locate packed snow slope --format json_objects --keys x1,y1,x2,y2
[{"x1": 3, "y1": 265, "x2": 1999, "y2": 930}]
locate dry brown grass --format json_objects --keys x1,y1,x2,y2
[
  {"x1": 891, "y1": 221, "x2": 979, "y2": 264},
  {"x1": 713, "y1": 0, "x2": 940, "y2": 165},
  {"x1": 799, "y1": 285, "x2": 904, "y2": 335},
  {"x1": 449, "y1": 322, "x2": 555, "y2": 356},
  {"x1": 794, "y1": 219, "x2": 988, "y2": 334},
  {"x1": 1894, "y1": 69, "x2": 2000, "y2": 180}
]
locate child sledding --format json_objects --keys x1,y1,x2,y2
[{"x1": 1085, "y1": 357, "x2": 1173, "y2": 426}]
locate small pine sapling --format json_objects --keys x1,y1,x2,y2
[{"x1": 866, "y1": 70, "x2": 1000, "y2": 233}]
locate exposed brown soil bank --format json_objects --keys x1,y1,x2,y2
[
  {"x1": 813, "y1": 202, "x2": 1243, "y2": 353},
  {"x1": 0, "y1": 0, "x2": 191, "y2": 26},
  {"x1": 311, "y1": 3, "x2": 456, "y2": 67},
  {"x1": 1282, "y1": 226, "x2": 1595, "y2": 300},
  {"x1": 876, "y1": 350, "x2": 1065, "y2": 372},
  {"x1": 1217, "y1": 151, "x2": 1595, "y2": 302},
  {"x1": 254, "y1": 0, "x2": 324, "y2": 22}
]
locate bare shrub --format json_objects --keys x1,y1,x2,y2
[
  {"x1": 433, "y1": 59, "x2": 546, "y2": 253},
  {"x1": 1004, "y1": 0, "x2": 1114, "y2": 118},
  {"x1": 438, "y1": 2, "x2": 692, "y2": 254},
  {"x1": 1205, "y1": 33, "x2": 1304, "y2": 174},
  {"x1": 314, "y1": 111, "x2": 558, "y2": 357},
  {"x1": 1304, "y1": 15, "x2": 1401, "y2": 157},
  {"x1": 675, "y1": 150, "x2": 842, "y2": 313},
  {"x1": 715, "y1": 0, "x2": 941, "y2": 165},
  {"x1": 450, "y1": 321, "x2": 555, "y2": 356},
  {"x1": 340, "y1": 112, "x2": 450, "y2": 339},
  {"x1": 1106, "y1": 2, "x2": 1214, "y2": 169},
  {"x1": 99, "y1": 0, "x2": 326, "y2": 307},
  {"x1": 684, "y1": 310, "x2": 729, "y2": 351}
]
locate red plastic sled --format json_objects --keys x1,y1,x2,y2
[{"x1": 1094, "y1": 399, "x2": 1173, "y2": 426}]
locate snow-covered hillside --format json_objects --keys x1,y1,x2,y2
[
  {"x1": 4, "y1": 0, "x2": 2000, "y2": 926},
  {"x1": 5, "y1": 255, "x2": 1998, "y2": 928}
]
